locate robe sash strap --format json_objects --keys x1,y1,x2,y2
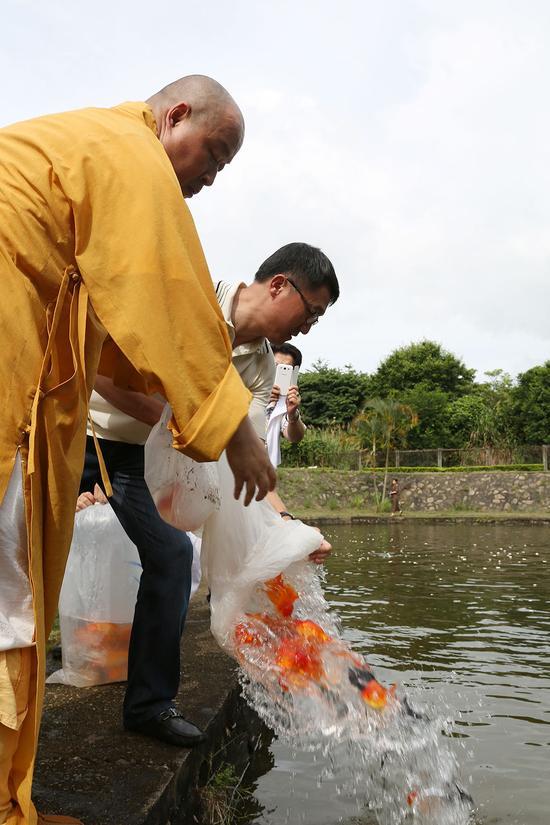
[{"x1": 27, "y1": 266, "x2": 112, "y2": 497}]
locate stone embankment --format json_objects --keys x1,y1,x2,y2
[{"x1": 278, "y1": 468, "x2": 550, "y2": 513}]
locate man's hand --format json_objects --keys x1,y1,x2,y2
[
  {"x1": 308, "y1": 538, "x2": 332, "y2": 564},
  {"x1": 282, "y1": 385, "x2": 306, "y2": 443},
  {"x1": 226, "y1": 416, "x2": 276, "y2": 506},
  {"x1": 268, "y1": 384, "x2": 281, "y2": 407},
  {"x1": 76, "y1": 491, "x2": 96, "y2": 512},
  {"x1": 279, "y1": 514, "x2": 332, "y2": 565},
  {"x1": 307, "y1": 525, "x2": 331, "y2": 564},
  {"x1": 286, "y1": 385, "x2": 301, "y2": 420},
  {"x1": 75, "y1": 484, "x2": 108, "y2": 512}
]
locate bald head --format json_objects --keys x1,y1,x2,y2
[
  {"x1": 148, "y1": 75, "x2": 244, "y2": 134},
  {"x1": 147, "y1": 75, "x2": 245, "y2": 197}
]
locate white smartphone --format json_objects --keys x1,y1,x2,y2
[{"x1": 274, "y1": 363, "x2": 293, "y2": 395}]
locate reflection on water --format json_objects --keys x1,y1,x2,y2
[{"x1": 243, "y1": 522, "x2": 550, "y2": 825}]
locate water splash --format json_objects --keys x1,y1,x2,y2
[{"x1": 233, "y1": 561, "x2": 473, "y2": 825}]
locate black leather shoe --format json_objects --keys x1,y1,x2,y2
[{"x1": 125, "y1": 707, "x2": 207, "y2": 747}]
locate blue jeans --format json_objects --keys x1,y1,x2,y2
[{"x1": 79, "y1": 436, "x2": 193, "y2": 724}]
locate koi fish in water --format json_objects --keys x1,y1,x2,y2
[
  {"x1": 234, "y1": 572, "x2": 473, "y2": 818},
  {"x1": 264, "y1": 573, "x2": 298, "y2": 617}
]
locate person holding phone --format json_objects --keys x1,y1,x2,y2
[{"x1": 268, "y1": 344, "x2": 306, "y2": 444}]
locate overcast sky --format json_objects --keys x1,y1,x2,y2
[{"x1": 3, "y1": 0, "x2": 549, "y2": 380}]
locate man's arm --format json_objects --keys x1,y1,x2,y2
[
  {"x1": 283, "y1": 385, "x2": 306, "y2": 443},
  {"x1": 94, "y1": 376, "x2": 165, "y2": 426}
]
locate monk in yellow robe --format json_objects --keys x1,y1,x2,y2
[{"x1": 0, "y1": 75, "x2": 275, "y2": 825}]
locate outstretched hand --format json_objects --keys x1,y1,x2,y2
[
  {"x1": 309, "y1": 539, "x2": 332, "y2": 564},
  {"x1": 308, "y1": 527, "x2": 332, "y2": 564},
  {"x1": 226, "y1": 416, "x2": 276, "y2": 506}
]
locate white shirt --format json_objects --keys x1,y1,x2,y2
[
  {"x1": 87, "y1": 390, "x2": 153, "y2": 445},
  {"x1": 215, "y1": 281, "x2": 275, "y2": 440}
]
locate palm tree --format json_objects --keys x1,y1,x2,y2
[{"x1": 352, "y1": 398, "x2": 419, "y2": 507}]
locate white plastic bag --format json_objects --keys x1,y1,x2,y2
[
  {"x1": 266, "y1": 394, "x2": 287, "y2": 467},
  {"x1": 0, "y1": 452, "x2": 34, "y2": 650},
  {"x1": 144, "y1": 404, "x2": 220, "y2": 532},
  {"x1": 201, "y1": 452, "x2": 322, "y2": 651},
  {"x1": 47, "y1": 503, "x2": 141, "y2": 687},
  {"x1": 188, "y1": 532, "x2": 202, "y2": 598}
]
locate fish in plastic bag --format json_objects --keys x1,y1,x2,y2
[
  {"x1": 47, "y1": 503, "x2": 141, "y2": 687},
  {"x1": 144, "y1": 403, "x2": 220, "y2": 532}
]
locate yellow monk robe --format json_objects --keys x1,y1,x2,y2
[{"x1": 0, "y1": 102, "x2": 251, "y2": 824}]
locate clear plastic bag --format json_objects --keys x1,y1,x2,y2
[
  {"x1": 47, "y1": 503, "x2": 141, "y2": 687},
  {"x1": 201, "y1": 452, "x2": 322, "y2": 651},
  {"x1": 188, "y1": 531, "x2": 202, "y2": 598},
  {"x1": 144, "y1": 404, "x2": 220, "y2": 532},
  {"x1": 0, "y1": 452, "x2": 34, "y2": 650}
]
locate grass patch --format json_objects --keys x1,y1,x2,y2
[
  {"x1": 46, "y1": 613, "x2": 61, "y2": 654},
  {"x1": 198, "y1": 762, "x2": 253, "y2": 825}
]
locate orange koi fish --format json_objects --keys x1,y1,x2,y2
[
  {"x1": 294, "y1": 619, "x2": 331, "y2": 644},
  {"x1": 275, "y1": 636, "x2": 325, "y2": 689},
  {"x1": 235, "y1": 579, "x2": 393, "y2": 713},
  {"x1": 348, "y1": 665, "x2": 393, "y2": 710},
  {"x1": 264, "y1": 574, "x2": 299, "y2": 617}
]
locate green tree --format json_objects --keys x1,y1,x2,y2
[
  {"x1": 298, "y1": 361, "x2": 372, "y2": 427},
  {"x1": 511, "y1": 361, "x2": 550, "y2": 444},
  {"x1": 467, "y1": 369, "x2": 516, "y2": 448},
  {"x1": 371, "y1": 340, "x2": 475, "y2": 398},
  {"x1": 446, "y1": 394, "x2": 491, "y2": 448},
  {"x1": 352, "y1": 398, "x2": 418, "y2": 504},
  {"x1": 399, "y1": 383, "x2": 451, "y2": 449}
]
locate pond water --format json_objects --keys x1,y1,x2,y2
[{"x1": 241, "y1": 521, "x2": 550, "y2": 825}]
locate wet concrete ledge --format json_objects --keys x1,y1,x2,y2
[{"x1": 34, "y1": 590, "x2": 262, "y2": 825}]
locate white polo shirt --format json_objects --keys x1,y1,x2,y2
[
  {"x1": 87, "y1": 390, "x2": 154, "y2": 445},
  {"x1": 215, "y1": 281, "x2": 275, "y2": 440}
]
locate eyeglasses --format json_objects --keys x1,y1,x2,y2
[{"x1": 287, "y1": 277, "x2": 320, "y2": 325}]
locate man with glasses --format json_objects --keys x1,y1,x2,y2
[
  {"x1": 216, "y1": 241, "x2": 338, "y2": 451},
  {"x1": 217, "y1": 241, "x2": 339, "y2": 556}
]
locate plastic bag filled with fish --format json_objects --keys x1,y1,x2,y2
[
  {"x1": 144, "y1": 403, "x2": 220, "y2": 532},
  {"x1": 201, "y1": 456, "x2": 474, "y2": 823},
  {"x1": 47, "y1": 503, "x2": 142, "y2": 687},
  {"x1": 201, "y1": 453, "x2": 395, "y2": 729}
]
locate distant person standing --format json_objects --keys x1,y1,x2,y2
[{"x1": 390, "y1": 478, "x2": 401, "y2": 515}]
